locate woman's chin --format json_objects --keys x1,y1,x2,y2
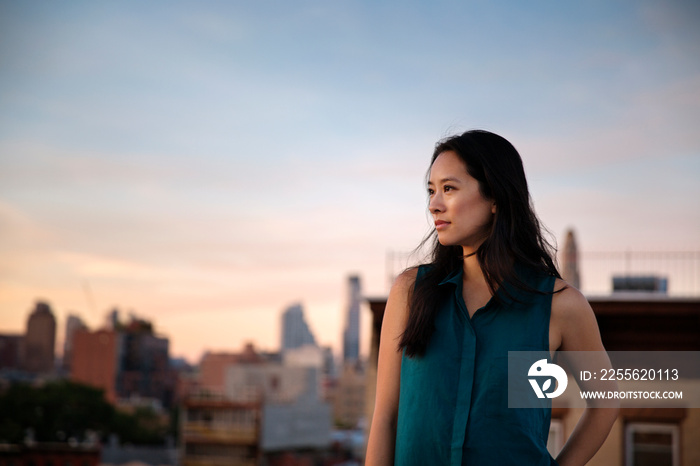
[{"x1": 436, "y1": 237, "x2": 456, "y2": 247}]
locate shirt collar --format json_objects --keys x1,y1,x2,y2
[{"x1": 438, "y1": 266, "x2": 463, "y2": 287}]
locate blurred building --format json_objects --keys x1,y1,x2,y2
[
  {"x1": 106, "y1": 308, "x2": 120, "y2": 330},
  {"x1": 332, "y1": 363, "x2": 366, "y2": 429},
  {"x1": 199, "y1": 344, "x2": 265, "y2": 395},
  {"x1": 180, "y1": 393, "x2": 261, "y2": 466},
  {"x1": 225, "y1": 363, "x2": 310, "y2": 404},
  {"x1": 182, "y1": 339, "x2": 337, "y2": 464},
  {"x1": 282, "y1": 344, "x2": 339, "y2": 401},
  {"x1": 119, "y1": 317, "x2": 175, "y2": 408},
  {"x1": 561, "y1": 229, "x2": 580, "y2": 289},
  {"x1": 23, "y1": 301, "x2": 56, "y2": 374},
  {"x1": 321, "y1": 346, "x2": 336, "y2": 378},
  {"x1": 182, "y1": 359, "x2": 333, "y2": 466},
  {"x1": 174, "y1": 358, "x2": 201, "y2": 406},
  {"x1": 259, "y1": 368, "x2": 332, "y2": 453},
  {"x1": 199, "y1": 353, "x2": 240, "y2": 395},
  {"x1": 70, "y1": 313, "x2": 176, "y2": 407},
  {"x1": 612, "y1": 275, "x2": 668, "y2": 293},
  {"x1": 0, "y1": 442, "x2": 100, "y2": 466},
  {"x1": 281, "y1": 303, "x2": 317, "y2": 351},
  {"x1": 0, "y1": 334, "x2": 24, "y2": 371},
  {"x1": 101, "y1": 434, "x2": 177, "y2": 466},
  {"x1": 224, "y1": 364, "x2": 332, "y2": 453},
  {"x1": 342, "y1": 275, "x2": 361, "y2": 363},
  {"x1": 71, "y1": 329, "x2": 121, "y2": 403},
  {"x1": 283, "y1": 344, "x2": 324, "y2": 369},
  {"x1": 62, "y1": 314, "x2": 87, "y2": 372}
]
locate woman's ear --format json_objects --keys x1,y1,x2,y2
[{"x1": 491, "y1": 202, "x2": 497, "y2": 214}]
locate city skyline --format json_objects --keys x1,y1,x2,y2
[{"x1": 1, "y1": 1, "x2": 699, "y2": 362}]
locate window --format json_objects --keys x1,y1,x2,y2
[{"x1": 625, "y1": 422, "x2": 679, "y2": 466}]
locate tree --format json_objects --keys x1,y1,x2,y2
[{"x1": 0, "y1": 380, "x2": 170, "y2": 445}]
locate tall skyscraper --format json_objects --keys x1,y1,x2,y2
[
  {"x1": 342, "y1": 275, "x2": 361, "y2": 363},
  {"x1": 281, "y1": 303, "x2": 317, "y2": 351},
  {"x1": 561, "y1": 229, "x2": 581, "y2": 289},
  {"x1": 63, "y1": 314, "x2": 87, "y2": 371},
  {"x1": 24, "y1": 301, "x2": 56, "y2": 373}
]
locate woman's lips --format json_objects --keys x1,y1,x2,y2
[{"x1": 435, "y1": 220, "x2": 450, "y2": 230}]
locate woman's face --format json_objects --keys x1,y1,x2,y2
[{"x1": 428, "y1": 151, "x2": 496, "y2": 250}]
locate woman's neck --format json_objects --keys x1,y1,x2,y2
[{"x1": 461, "y1": 253, "x2": 485, "y2": 284}]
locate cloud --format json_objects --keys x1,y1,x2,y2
[{"x1": 516, "y1": 73, "x2": 700, "y2": 177}]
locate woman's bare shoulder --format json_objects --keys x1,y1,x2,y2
[
  {"x1": 383, "y1": 267, "x2": 420, "y2": 326},
  {"x1": 552, "y1": 278, "x2": 590, "y2": 317},
  {"x1": 392, "y1": 267, "x2": 419, "y2": 294},
  {"x1": 551, "y1": 278, "x2": 605, "y2": 351}
]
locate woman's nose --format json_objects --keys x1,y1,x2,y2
[{"x1": 429, "y1": 194, "x2": 444, "y2": 213}]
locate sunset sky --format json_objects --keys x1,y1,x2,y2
[{"x1": 1, "y1": 1, "x2": 699, "y2": 363}]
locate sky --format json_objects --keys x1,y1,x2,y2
[{"x1": 1, "y1": 0, "x2": 699, "y2": 363}]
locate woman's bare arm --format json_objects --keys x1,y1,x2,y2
[
  {"x1": 551, "y1": 280, "x2": 619, "y2": 466},
  {"x1": 365, "y1": 269, "x2": 416, "y2": 466}
]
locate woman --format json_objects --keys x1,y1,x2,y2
[{"x1": 365, "y1": 130, "x2": 618, "y2": 465}]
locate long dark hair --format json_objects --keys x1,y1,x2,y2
[{"x1": 398, "y1": 130, "x2": 561, "y2": 357}]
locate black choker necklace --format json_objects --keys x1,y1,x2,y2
[{"x1": 463, "y1": 251, "x2": 477, "y2": 259}]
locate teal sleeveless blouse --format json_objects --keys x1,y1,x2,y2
[{"x1": 395, "y1": 264, "x2": 558, "y2": 466}]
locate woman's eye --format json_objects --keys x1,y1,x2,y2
[
  {"x1": 444, "y1": 185, "x2": 454, "y2": 192},
  {"x1": 427, "y1": 188, "x2": 435, "y2": 195}
]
